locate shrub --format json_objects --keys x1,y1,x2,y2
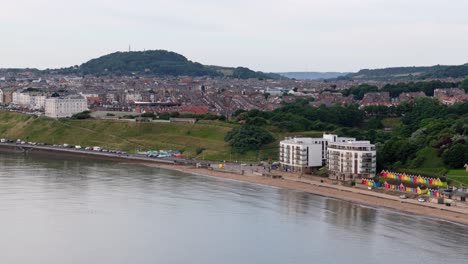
[
  {"x1": 71, "y1": 111, "x2": 91, "y2": 120},
  {"x1": 224, "y1": 125, "x2": 274, "y2": 153}
]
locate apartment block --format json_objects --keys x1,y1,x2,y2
[
  {"x1": 327, "y1": 141, "x2": 376, "y2": 180},
  {"x1": 279, "y1": 134, "x2": 355, "y2": 173},
  {"x1": 45, "y1": 95, "x2": 88, "y2": 118}
]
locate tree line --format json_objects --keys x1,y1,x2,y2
[{"x1": 226, "y1": 97, "x2": 468, "y2": 172}]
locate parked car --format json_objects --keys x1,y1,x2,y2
[
  {"x1": 399, "y1": 195, "x2": 407, "y2": 199},
  {"x1": 418, "y1": 198, "x2": 425, "y2": 202}
]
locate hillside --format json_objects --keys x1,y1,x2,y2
[
  {"x1": 0, "y1": 112, "x2": 283, "y2": 162},
  {"x1": 348, "y1": 64, "x2": 468, "y2": 80},
  {"x1": 79, "y1": 50, "x2": 218, "y2": 77},
  {"x1": 56, "y1": 50, "x2": 283, "y2": 79},
  {"x1": 277, "y1": 72, "x2": 350, "y2": 80}
]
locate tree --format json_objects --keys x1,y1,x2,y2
[
  {"x1": 461, "y1": 78, "x2": 468, "y2": 92},
  {"x1": 224, "y1": 125, "x2": 274, "y2": 153},
  {"x1": 442, "y1": 143, "x2": 468, "y2": 168},
  {"x1": 366, "y1": 118, "x2": 384, "y2": 130},
  {"x1": 71, "y1": 111, "x2": 91, "y2": 120},
  {"x1": 170, "y1": 112, "x2": 180, "y2": 118},
  {"x1": 232, "y1": 109, "x2": 247, "y2": 117},
  {"x1": 342, "y1": 84, "x2": 378, "y2": 100},
  {"x1": 141, "y1": 112, "x2": 156, "y2": 118}
]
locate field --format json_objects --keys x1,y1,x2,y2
[
  {"x1": 0, "y1": 111, "x2": 301, "y2": 162},
  {"x1": 447, "y1": 169, "x2": 468, "y2": 186}
]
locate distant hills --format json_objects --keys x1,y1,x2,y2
[
  {"x1": 346, "y1": 64, "x2": 468, "y2": 80},
  {"x1": 56, "y1": 50, "x2": 284, "y2": 79},
  {"x1": 277, "y1": 72, "x2": 350, "y2": 80},
  {"x1": 277, "y1": 63, "x2": 468, "y2": 81},
  {"x1": 2, "y1": 50, "x2": 467, "y2": 81}
]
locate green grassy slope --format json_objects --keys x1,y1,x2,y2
[
  {"x1": 399, "y1": 147, "x2": 447, "y2": 177},
  {"x1": 0, "y1": 112, "x2": 239, "y2": 160},
  {"x1": 447, "y1": 169, "x2": 468, "y2": 186},
  {"x1": 0, "y1": 112, "x2": 299, "y2": 162}
]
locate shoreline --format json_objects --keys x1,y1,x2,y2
[
  {"x1": 140, "y1": 162, "x2": 468, "y2": 226},
  {"x1": 1, "y1": 143, "x2": 467, "y2": 226}
]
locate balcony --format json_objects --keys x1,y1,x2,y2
[{"x1": 360, "y1": 162, "x2": 376, "y2": 168}]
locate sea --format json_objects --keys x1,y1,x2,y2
[{"x1": 0, "y1": 151, "x2": 466, "y2": 264}]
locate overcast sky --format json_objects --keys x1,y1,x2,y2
[{"x1": 1, "y1": 0, "x2": 468, "y2": 72}]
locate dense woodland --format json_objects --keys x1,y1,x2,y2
[
  {"x1": 342, "y1": 80, "x2": 467, "y2": 100},
  {"x1": 346, "y1": 64, "x2": 468, "y2": 80}
]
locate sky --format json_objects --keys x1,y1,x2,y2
[{"x1": 1, "y1": 0, "x2": 468, "y2": 72}]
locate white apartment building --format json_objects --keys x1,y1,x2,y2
[
  {"x1": 0, "y1": 89, "x2": 3, "y2": 104},
  {"x1": 12, "y1": 91, "x2": 46, "y2": 109},
  {"x1": 279, "y1": 134, "x2": 356, "y2": 173},
  {"x1": 327, "y1": 141, "x2": 376, "y2": 180},
  {"x1": 45, "y1": 95, "x2": 88, "y2": 118}
]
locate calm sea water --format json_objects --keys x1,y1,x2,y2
[{"x1": 0, "y1": 152, "x2": 467, "y2": 264}]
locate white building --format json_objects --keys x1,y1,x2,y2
[
  {"x1": 0, "y1": 89, "x2": 3, "y2": 104},
  {"x1": 12, "y1": 91, "x2": 46, "y2": 109},
  {"x1": 125, "y1": 93, "x2": 142, "y2": 103},
  {"x1": 327, "y1": 141, "x2": 376, "y2": 180},
  {"x1": 279, "y1": 134, "x2": 356, "y2": 173},
  {"x1": 45, "y1": 95, "x2": 88, "y2": 118}
]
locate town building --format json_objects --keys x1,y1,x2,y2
[
  {"x1": 12, "y1": 90, "x2": 46, "y2": 109},
  {"x1": 397, "y1": 92, "x2": 426, "y2": 103},
  {"x1": 360, "y1": 92, "x2": 392, "y2": 107},
  {"x1": 309, "y1": 92, "x2": 354, "y2": 107},
  {"x1": 327, "y1": 141, "x2": 376, "y2": 180},
  {"x1": 45, "y1": 95, "x2": 88, "y2": 118},
  {"x1": 434, "y1": 88, "x2": 467, "y2": 105},
  {"x1": 2, "y1": 89, "x2": 13, "y2": 105},
  {"x1": 279, "y1": 134, "x2": 355, "y2": 173}
]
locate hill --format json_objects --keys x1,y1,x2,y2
[
  {"x1": 277, "y1": 72, "x2": 350, "y2": 80},
  {"x1": 56, "y1": 50, "x2": 284, "y2": 79},
  {"x1": 79, "y1": 50, "x2": 218, "y2": 77},
  {"x1": 0, "y1": 111, "x2": 283, "y2": 162},
  {"x1": 347, "y1": 64, "x2": 468, "y2": 80}
]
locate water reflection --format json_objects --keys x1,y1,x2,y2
[{"x1": 0, "y1": 152, "x2": 467, "y2": 264}]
